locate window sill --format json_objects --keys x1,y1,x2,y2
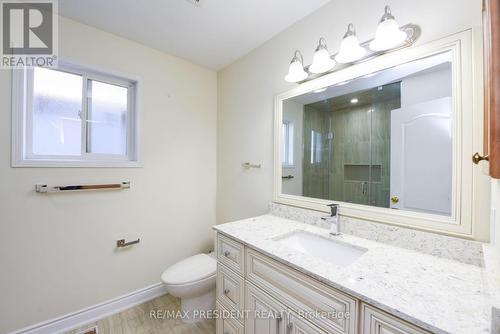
[{"x1": 12, "y1": 159, "x2": 142, "y2": 168}]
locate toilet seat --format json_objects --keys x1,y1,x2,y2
[
  {"x1": 163, "y1": 273, "x2": 215, "y2": 288},
  {"x1": 161, "y1": 253, "x2": 216, "y2": 285}
]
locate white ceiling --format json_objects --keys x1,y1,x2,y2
[{"x1": 59, "y1": 0, "x2": 331, "y2": 70}]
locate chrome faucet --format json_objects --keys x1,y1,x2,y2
[{"x1": 321, "y1": 203, "x2": 340, "y2": 236}]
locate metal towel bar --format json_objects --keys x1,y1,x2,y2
[
  {"x1": 116, "y1": 238, "x2": 140, "y2": 248},
  {"x1": 242, "y1": 162, "x2": 261, "y2": 169},
  {"x1": 35, "y1": 181, "x2": 130, "y2": 193}
]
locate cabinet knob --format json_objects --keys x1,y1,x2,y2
[
  {"x1": 473, "y1": 152, "x2": 489, "y2": 164},
  {"x1": 224, "y1": 250, "x2": 230, "y2": 257},
  {"x1": 223, "y1": 288, "x2": 230, "y2": 295}
]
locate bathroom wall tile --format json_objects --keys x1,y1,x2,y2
[{"x1": 269, "y1": 202, "x2": 484, "y2": 266}]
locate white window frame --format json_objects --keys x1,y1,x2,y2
[{"x1": 11, "y1": 60, "x2": 140, "y2": 167}]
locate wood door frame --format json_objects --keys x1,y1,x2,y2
[{"x1": 484, "y1": 0, "x2": 500, "y2": 178}]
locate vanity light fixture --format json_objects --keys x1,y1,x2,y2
[
  {"x1": 369, "y1": 5, "x2": 407, "y2": 51},
  {"x1": 284, "y1": 5, "x2": 419, "y2": 83},
  {"x1": 309, "y1": 38, "x2": 336, "y2": 74},
  {"x1": 335, "y1": 24, "x2": 366, "y2": 64},
  {"x1": 284, "y1": 50, "x2": 308, "y2": 83}
]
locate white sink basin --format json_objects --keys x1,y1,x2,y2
[{"x1": 275, "y1": 231, "x2": 367, "y2": 267}]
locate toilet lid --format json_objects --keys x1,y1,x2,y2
[{"x1": 161, "y1": 253, "x2": 216, "y2": 285}]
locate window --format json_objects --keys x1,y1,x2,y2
[
  {"x1": 12, "y1": 62, "x2": 138, "y2": 167},
  {"x1": 282, "y1": 121, "x2": 294, "y2": 166}
]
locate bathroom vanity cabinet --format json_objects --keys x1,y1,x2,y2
[{"x1": 214, "y1": 233, "x2": 431, "y2": 334}]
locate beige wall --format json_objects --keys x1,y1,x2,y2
[
  {"x1": 0, "y1": 17, "x2": 217, "y2": 333},
  {"x1": 217, "y1": 0, "x2": 484, "y2": 225}
]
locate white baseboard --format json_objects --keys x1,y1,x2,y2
[{"x1": 8, "y1": 283, "x2": 167, "y2": 334}]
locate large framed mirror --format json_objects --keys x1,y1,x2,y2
[{"x1": 274, "y1": 30, "x2": 479, "y2": 237}]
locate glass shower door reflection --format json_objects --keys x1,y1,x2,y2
[
  {"x1": 288, "y1": 83, "x2": 401, "y2": 208},
  {"x1": 302, "y1": 106, "x2": 329, "y2": 200}
]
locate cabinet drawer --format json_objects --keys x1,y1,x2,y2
[
  {"x1": 216, "y1": 263, "x2": 245, "y2": 318},
  {"x1": 361, "y1": 304, "x2": 431, "y2": 334},
  {"x1": 217, "y1": 234, "x2": 245, "y2": 275},
  {"x1": 246, "y1": 248, "x2": 357, "y2": 334},
  {"x1": 216, "y1": 301, "x2": 244, "y2": 334}
]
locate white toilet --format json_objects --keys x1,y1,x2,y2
[{"x1": 161, "y1": 253, "x2": 216, "y2": 323}]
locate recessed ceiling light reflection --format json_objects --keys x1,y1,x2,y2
[
  {"x1": 336, "y1": 80, "x2": 350, "y2": 86},
  {"x1": 313, "y1": 87, "x2": 328, "y2": 93},
  {"x1": 350, "y1": 98, "x2": 359, "y2": 104}
]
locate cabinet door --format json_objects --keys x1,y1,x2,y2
[
  {"x1": 362, "y1": 304, "x2": 430, "y2": 334},
  {"x1": 287, "y1": 313, "x2": 327, "y2": 334},
  {"x1": 245, "y1": 283, "x2": 286, "y2": 334},
  {"x1": 216, "y1": 302, "x2": 244, "y2": 334}
]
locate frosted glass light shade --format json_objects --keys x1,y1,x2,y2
[
  {"x1": 285, "y1": 52, "x2": 308, "y2": 82},
  {"x1": 335, "y1": 24, "x2": 366, "y2": 63},
  {"x1": 369, "y1": 19, "x2": 407, "y2": 51},
  {"x1": 309, "y1": 38, "x2": 335, "y2": 74},
  {"x1": 369, "y1": 6, "x2": 407, "y2": 51}
]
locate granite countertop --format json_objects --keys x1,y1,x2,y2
[{"x1": 213, "y1": 214, "x2": 491, "y2": 334}]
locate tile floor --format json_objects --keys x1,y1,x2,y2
[{"x1": 66, "y1": 294, "x2": 215, "y2": 334}]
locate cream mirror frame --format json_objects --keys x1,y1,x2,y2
[{"x1": 274, "y1": 29, "x2": 486, "y2": 238}]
